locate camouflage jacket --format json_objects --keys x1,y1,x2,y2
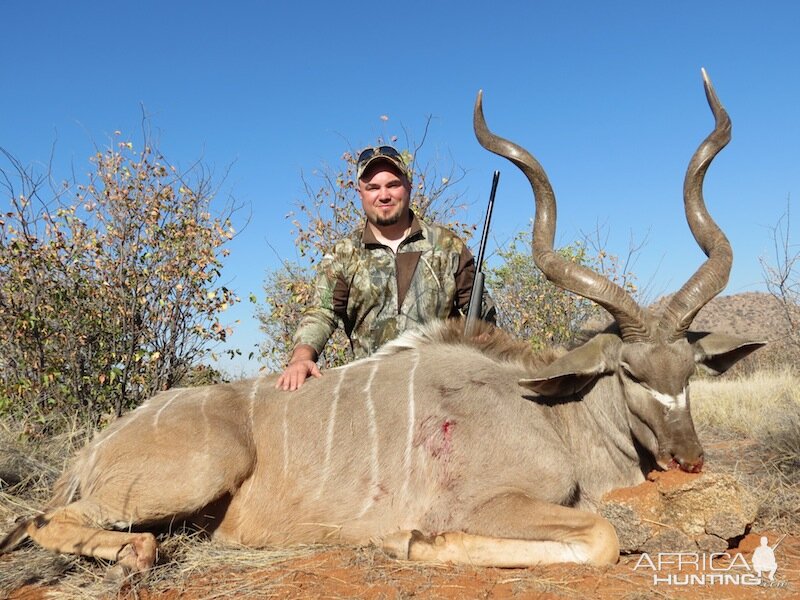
[{"x1": 293, "y1": 212, "x2": 496, "y2": 360}]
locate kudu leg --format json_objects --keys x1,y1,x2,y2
[
  {"x1": 383, "y1": 493, "x2": 618, "y2": 567},
  {"x1": 22, "y1": 500, "x2": 158, "y2": 574}
]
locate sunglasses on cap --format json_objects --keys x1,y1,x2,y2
[
  {"x1": 356, "y1": 145, "x2": 411, "y2": 181},
  {"x1": 356, "y1": 145, "x2": 403, "y2": 165}
]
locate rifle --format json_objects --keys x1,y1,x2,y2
[{"x1": 464, "y1": 170, "x2": 500, "y2": 337}]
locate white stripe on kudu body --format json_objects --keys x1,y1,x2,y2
[
  {"x1": 315, "y1": 365, "x2": 349, "y2": 500},
  {"x1": 357, "y1": 361, "x2": 381, "y2": 518},
  {"x1": 281, "y1": 399, "x2": 289, "y2": 479},
  {"x1": 90, "y1": 388, "x2": 184, "y2": 472},
  {"x1": 248, "y1": 377, "x2": 261, "y2": 432},
  {"x1": 401, "y1": 351, "x2": 419, "y2": 499},
  {"x1": 239, "y1": 377, "x2": 265, "y2": 507},
  {"x1": 200, "y1": 388, "x2": 211, "y2": 460},
  {"x1": 153, "y1": 388, "x2": 187, "y2": 429}
]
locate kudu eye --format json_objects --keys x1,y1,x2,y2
[
  {"x1": 620, "y1": 363, "x2": 653, "y2": 392},
  {"x1": 620, "y1": 362, "x2": 641, "y2": 384}
]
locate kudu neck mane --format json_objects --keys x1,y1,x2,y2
[{"x1": 372, "y1": 318, "x2": 560, "y2": 373}]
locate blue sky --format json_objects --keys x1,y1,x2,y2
[{"x1": 3, "y1": 1, "x2": 799, "y2": 375}]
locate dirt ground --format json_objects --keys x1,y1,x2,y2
[
  {"x1": 3, "y1": 531, "x2": 797, "y2": 599},
  {"x1": 155, "y1": 534, "x2": 800, "y2": 599}
]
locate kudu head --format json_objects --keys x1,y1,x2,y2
[{"x1": 475, "y1": 70, "x2": 765, "y2": 473}]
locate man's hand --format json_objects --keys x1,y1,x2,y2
[{"x1": 275, "y1": 345, "x2": 322, "y2": 391}]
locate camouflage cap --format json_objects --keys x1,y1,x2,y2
[{"x1": 356, "y1": 145, "x2": 411, "y2": 181}]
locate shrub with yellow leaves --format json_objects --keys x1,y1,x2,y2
[{"x1": 0, "y1": 133, "x2": 238, "y2": 429}]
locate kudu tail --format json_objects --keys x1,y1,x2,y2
[{"x1": 0, "y1": 518, "x2": 33, "y2": 553}]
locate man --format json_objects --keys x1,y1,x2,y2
[{"x1": 276, "y1": 145, "x2": 495, "y2": 391}]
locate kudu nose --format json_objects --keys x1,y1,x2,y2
[{"x1": 680, "y1": 454, "x2": 704, "y2": 474}]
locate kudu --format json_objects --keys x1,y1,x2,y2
[{"x1": 1, "y1": 70, "x2": 763, "y2": 575}]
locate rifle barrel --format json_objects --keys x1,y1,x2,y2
[
  {"x1": 464, "y1": 170, "x2": 500, "y2": 336},
  {"x1": 475, "y1": 170, "x2": 500, "y2": 271}
]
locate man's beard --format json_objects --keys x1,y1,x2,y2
[
  {"x1": 374, "y1": 212, "x2": 403, "y2": 226},
  {"x1": 369, "y1": 206, "x2": 407, "y2": 227}
]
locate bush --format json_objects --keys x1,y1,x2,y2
[
  {"x1": 486, "y1": 229, "x2": 638, "y2": 349},
  {"x1": 0, "y1": 133, "x2": 238, "y2": 427}
]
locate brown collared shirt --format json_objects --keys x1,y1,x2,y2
[{"x1": 293, "y1": 213, "x2": 496, "y2": 359}]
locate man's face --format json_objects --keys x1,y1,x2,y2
[{"x1": 357, "y1": 162, "x2": 411, "y2": 227}]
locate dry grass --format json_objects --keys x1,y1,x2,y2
[
  {"x1": 0, "y1": 524, "x2": 328, "y2": 599},
  {"x1": 48, "y1": 539, "x2": 326, "y2": 600},
  {"x1": 0, "y1": 425, "x2": 75, "y2": 528},
  {"x1": 691, "y1": 368, "x2": 799, "y2": 436},
  {"x1": 692, "y1": 367, "x2": 800, "y2": 534}
]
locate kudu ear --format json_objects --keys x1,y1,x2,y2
[
  {"x1": 519, "y1": 334, "x2": 622, "y2": 397},
  {"x1": 688, "y1": 331, "x2": 767, "y2": 375}
]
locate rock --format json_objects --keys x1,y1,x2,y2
[
  {"x1": 599, "y1": 470, "x2": 759, "y2": 554},
  {"x1": 600, "y1": 502, "x2": 650, "y2": 552},
  {"x1": 696, "y1": 534, "x2": 729, "y2": 554},
  {"x1": 641, "y1": 529, "x2": 696, "y2": 554}
]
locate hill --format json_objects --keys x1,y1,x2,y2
[{"x1": 656, "y1": 291, "x2": 798, "y2": 372}]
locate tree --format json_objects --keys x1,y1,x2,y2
[
  {"x1": 760, "y1": 197, "x2": 800, "y2": 350},
  {"x1": 0, "y1": 130, "x2": 238, "y2": 426},
  {"x1": 486, "y1": 228, "x2": 639, "y2": 349},
  {"x1": 486, "y1": 233, "x2": 595, "y2": 349}
]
